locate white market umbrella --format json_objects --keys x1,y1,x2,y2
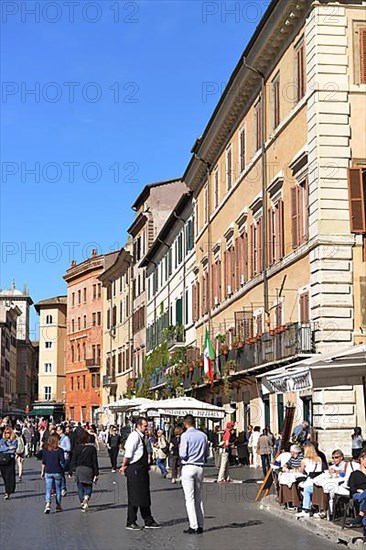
[{"x1": 109, "y1": 397, "x2": 157, "y2": 413}]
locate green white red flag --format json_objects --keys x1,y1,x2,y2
[{"x1": 203, "y1": 328, "x2": 215, "y2": 383}]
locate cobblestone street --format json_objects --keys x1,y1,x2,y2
[{"x1": 0, "y1": 450, "x2": 337, "y2": 550}]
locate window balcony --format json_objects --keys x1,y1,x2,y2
[
  {"x1": 167, "y1": 332, "x2": 185, "y2": 350},
  {"x1": 85, "y1": 357, "x2": 101, "y2": 370},
  {"x1": 150, "y1": 369, "x2": 167, "y2": 389}
]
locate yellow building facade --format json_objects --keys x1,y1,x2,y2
[{"x1": 184, "y1": 0, "x2": 366, "y2": 453}]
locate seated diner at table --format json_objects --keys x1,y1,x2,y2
[
  {"x1": 295, "y1": 442, "x2": 323, "y2": 518},
  {"x1": 282, "y1": 445, "x2": 303, "y2": 471},
  {"x1": 347, "y1": 450, "x2": 366, "y2": 532}
]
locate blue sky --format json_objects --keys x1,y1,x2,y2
[{"x1": 1, "y1": 0, "x2": 269, "y2": 336}]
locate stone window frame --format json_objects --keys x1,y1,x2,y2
[{"x1": 353, "y1": 21, "x2": 366, "y2": 85}]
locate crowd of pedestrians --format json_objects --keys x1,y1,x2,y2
[{"x1": 0, "y1": 414, "x2": 365, "y2": 541}]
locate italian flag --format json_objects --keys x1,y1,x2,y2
[{"x1": 203, "y1": 328, "x2": 215, "y2": 383}]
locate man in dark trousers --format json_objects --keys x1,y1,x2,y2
[
  {"x1": 120, "y1": 417, "x2": 161, "y2": 530},
  {"x1": 107, "y1": 426, "x2": 122, "y2": 472}
]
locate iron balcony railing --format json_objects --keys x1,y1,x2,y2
[
  {"x1": 167, "y1": 332, "x2": 185, "y2": 349},
  {"x1": 85, "y1": 357, "x2": 101, "y2": 369},
  {"x1": 150, "y1": 370, "x2": 167, "y2": 389},
  {"x1": 147, "y1": 322, "x2": 313, "y2": 391}
]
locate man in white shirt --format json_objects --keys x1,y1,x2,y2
[{"x1": 120, "y1": 417, "x2": 161, "y2": 531}]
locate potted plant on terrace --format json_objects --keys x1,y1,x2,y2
[{"x1": 224, "y1": 359, "x2": 236, "y2": 376}]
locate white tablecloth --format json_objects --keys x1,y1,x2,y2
[{"x1": 279, "y1": 471, "x2": 305, "y2": 488}]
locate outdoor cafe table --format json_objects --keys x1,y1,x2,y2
[
  {"x1": 313, "y1": 473, "x2": 346, "y2": 516},
  {"x1": 278, "y1": 471, "x2": 305, "y2": 508}
]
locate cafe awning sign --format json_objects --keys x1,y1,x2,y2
[{"x1": 266, "y1": 368, "x2": 312, "y2": 394}]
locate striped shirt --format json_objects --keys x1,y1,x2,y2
[{"x1": 286, "y1": 453, "x2": 304, "y2": 470}]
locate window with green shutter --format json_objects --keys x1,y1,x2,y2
[{"x1": 176, "y1": 298, "x2": 183, "y2": 325}]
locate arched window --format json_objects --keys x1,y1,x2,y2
[
  {"x1": 45, "y1": 315, "x2": 53, "y2": 324},
  {"x1": 71, "y1": 345, "x2": 74, "y2": 362},
  {"x1": 77, "y1": 344, "x2": 80, "y2": 362},
  {"x1": 83, "y1": 342, "x2": 86, "y2": 360}
]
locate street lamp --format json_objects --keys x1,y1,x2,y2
[{"x1": 242, "y1": 57, "x2": 269, "y2": 323}]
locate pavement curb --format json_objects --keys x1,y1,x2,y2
[{"x1": 260, "y1": 495, "x2": 365, "y2": 548}]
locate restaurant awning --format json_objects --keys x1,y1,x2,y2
[
  {"x1": 258, "y1": 344, "x2": 366, "y2": 393},
  {"x1": 263, "y1": 366, "x2": 312, "y2": 394},
  {"x1": 28, "y1": 404, "x2": 64, "y2": 416}
]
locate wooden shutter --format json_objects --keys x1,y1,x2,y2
[
  {"x1": 250, "y1": 224, "x2": 255, "y2": 277},
  {"x1": 227, "y1": 148, "x2": 232, "y2": 189},
  {"x1": 243, "y1": 312, "x2": 254, "y2": 340},
  {"x1": 267, "y1": 208, "x2": 273, "y2": 266},
  {"x1": 257, "y1": 217, "x2": 263, "y2": 272},
  {"x1": 256, "y1": 314, "x2": 263, "y2": 336},
  {"x1": 192, "y1": 283, "x2": 197, "y2": 322},
  {"x1": 243, "y1": 232, "x2": 248, "y2": 281},
  {"x1": 275, "y1": 303, "x2": 282, "y2": 327},
  {"x1": 211, "y1": 263, "x2": 215, "y2": 308},
  {"x1": 302, "y1": 179, "x2": 309, "y2": 242},
  {"x1": 240, "y1": 129, "x2": 245, "y2": 172},
  {"x1": 360, "y1": 28, "x2": 366, "y2": 84},
  {"x1": 230, "y1": 247, "x2": 235, "y2": 292},
  {"x1": 299, "y1": 292, "x2": 310, "y2": 324},
  {"x1": 256, "y1": 102, "x2": 262, "y2": 151},
  {"x1": 278, "y1": 200, "x2": 284, "y2": 259},
  {"x1": 234, "y1": 237, "x2": 239, "y2": 290},
  {"x1": 147, "y1": 219, "x2": 154, "y2": 247},
  {"x1": 348, "y1": 168, "x2": 366, "y2": 233},
  {"x1": 297, "y1": 43, "x2": 305, "y2": 101},
  {"x1": 196, "y1": 281, "x2": 200, "y2": 320},
  {"x1": 223, "y1": 251, "x2": 227, "y2": 297},
  {"x1": 217, "y1": 261, "x2": 222, "y2": 302},
  {"x1": 176, "y1": 298, "x2": 183, "y2": 325},
  {"x1": 206, "y1": 271, "x2": 210, "y2": 313},
  {"x1": 291, "y1": 186, "x2": 300, "y2": 248}
]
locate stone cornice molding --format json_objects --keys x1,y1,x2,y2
[{"x1": 184, "y1": 0, "x2": 312, "y2": 195}]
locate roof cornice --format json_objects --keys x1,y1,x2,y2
[
  {"x1": 127, "y1": 212, "x2": 147, "y2": 237},
  {"x1": 98, "y1": 248, "x2": 132, "y2": 284},
  {"x1": 184, "y1": 0, "x2": 312, "y2": 195}
]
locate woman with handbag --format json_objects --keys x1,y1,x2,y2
[
  {"x1": 0, "y1": 426, "x2": 18, "y2": 499},
  {"x1": 69, "y1": 429, "x2": 99, "y2": 511},
  {"x1": 154, "y1": 429, "x2": 168, "y2": 478}
]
